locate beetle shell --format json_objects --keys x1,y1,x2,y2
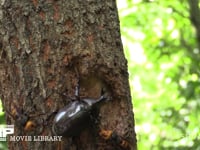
[
  {"x1": 52, "y1": 95, "x2": 107, "y2": 137},
  {"x1": 52, "y1": 101, "x2": 91, "y2": 136}
]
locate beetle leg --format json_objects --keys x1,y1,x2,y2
[
  {"x1": 74, "y1": 83, "x2": 79, "y2": 99},
  {"x1": 74, "y1": 67, "x2": 80, "y2": 99}
]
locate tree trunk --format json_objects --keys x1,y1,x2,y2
[{"x1": 0, "y1": 0, "x2": 137, "y2": 150}]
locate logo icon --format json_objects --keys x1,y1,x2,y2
[{"x1": 0, "y1": 125, "x2": 14, "y2": 141}]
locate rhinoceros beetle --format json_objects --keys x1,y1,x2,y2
[{"x1": 52, "y1": 84, "x2": 108, "y2": 137}]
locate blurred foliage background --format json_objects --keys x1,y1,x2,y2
[
  {"x1": 116, "y1": 0, "x2": 200, "y2": 149},
  {"x1": 0, "y1": 101, "x2": 6, "y2": 149},
  {"x1": 1, "y1": 0, "x2": 200, "y2": 149}
]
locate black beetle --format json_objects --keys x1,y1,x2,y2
[{"x1": 52, "y1": 85, "x2": 108, "y2": 137}]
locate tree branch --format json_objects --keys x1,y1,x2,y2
[{"x1": 188, "y1": 0, "x2": 200, "y2": 48}]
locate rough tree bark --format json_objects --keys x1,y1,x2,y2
[{"x1": 0, "y1": 0, "x2": 137, "y2": 150}]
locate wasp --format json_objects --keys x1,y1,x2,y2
[
  {"x1": 5, "y1": 103, "x2": 37, "y2": 132},
  {"x1": 99, "y1": 129, "x2": 131, "y2": 150}
]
